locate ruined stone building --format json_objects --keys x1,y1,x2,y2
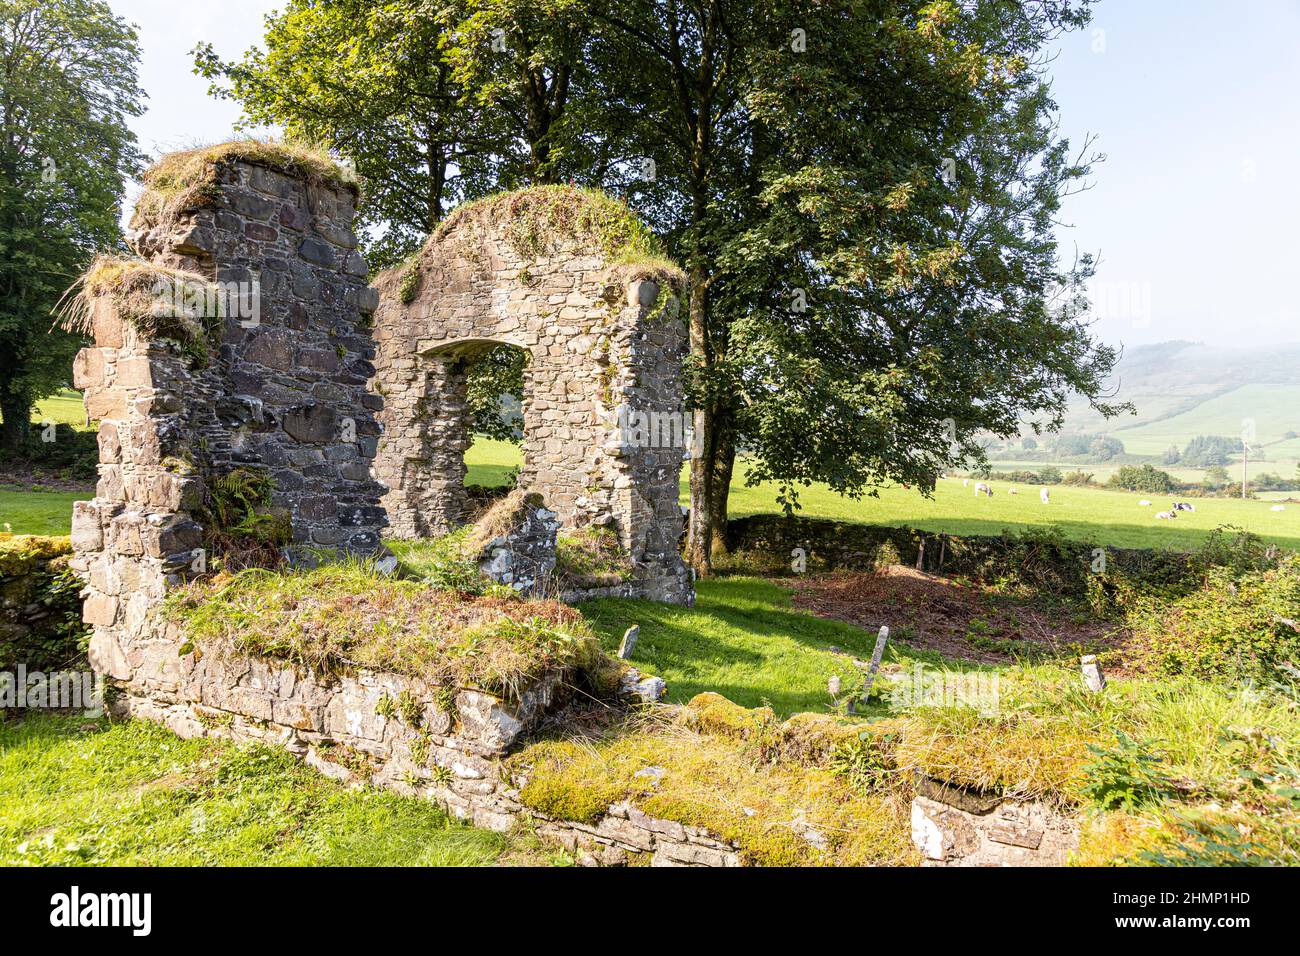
[{"x1": 69, "y1": 144, "x2": 693, "y2": 671}]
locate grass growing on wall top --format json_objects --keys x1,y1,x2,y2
[
  {"x1": 165, "y1": 559, "x2": 612, "y2": 701},
  {"x1": 435, "y1": 185, "x2": 684, "y2": 289},
  {"x1": 131, "y1": 138, "x2": 358, "y2": 233}
]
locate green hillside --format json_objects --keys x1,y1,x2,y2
[{"x1": 1112, "y1": 383, "x2": 1300, "y2": 456}]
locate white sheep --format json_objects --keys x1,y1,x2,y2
[
  {"x1": 1139, "y1": 499, "x2": 1152, "y2": 506},
  {"x1": 962, "y1": 478, "x2": 970, "y2": 488},
  {"x1": 1271, "y1": 504, "x2": 1286, "y2": 512},
  {"x1": 1008, "y1": 487, "x2": 1019, "y2": 495},
  {"x1": 974, "y1": 481, "x2": 992, "y2": 497},
  {"x1": 1155, "y1": 510, "x2": 1176, "y2": 520},
  {"x1": 1039, "y1": 488, "x2": 1050, "y2": 504}
]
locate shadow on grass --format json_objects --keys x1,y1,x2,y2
[{"x1": 579, "y1": 576, "x2": 989, "y2": 718}]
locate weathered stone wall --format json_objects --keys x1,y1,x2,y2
[
  {"x1": 126, "y1": 154, "x2": 387, "y2": 554},
  {"x1": 102, "y1": 617, "x2": 739, "y2": 866},
  {"x1": 371, "y1": 192, "x2": 693, "y2": 605},
  {"x1": 70, "y1": 149, "x2": 388, "y2": 688},
  {"x1": 910, "y1": 777, "x2": 1078, "y2": 866},
  {"x1": 70, "y1": 293, "x2": 210, "y2": 657},
  {"x1": 727, "y1": 513, "x2": 1194, "y2": 588}
]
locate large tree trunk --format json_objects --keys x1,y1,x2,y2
[
  {"x1": 0, "y1": 393, "x2": 31, "y2": 450},
  {"x1": 709, "y1": 409, "x2": 735, "y2": 555},
  {"x1": 685, "y1": 261, "x2": 715, "y2": 575}
]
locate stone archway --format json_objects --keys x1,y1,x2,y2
[{"x1": 370, "y1": 187, "x2": 693, "y2": 604}]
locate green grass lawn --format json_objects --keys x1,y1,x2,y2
[
  {"x1": 33, "y1": 388, "x2": 91, "y2": 430},
  {"x1": 722, "y1": 466, "x2": 1300, "y2": 551},
  {"x1": 0, "y1": 486, "x2": 91, "y2": 536},
  {"x1": 581, "y1": 577, "x2": 944, "y2": 716},
  {"x1": 0, "y1": 713, "x2": 528, "y2": 866},
  {"x1": 8, "y1": 435, "x2": 1300, "y2": 550}
]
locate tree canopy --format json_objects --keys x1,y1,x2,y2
[
  {"x1": 196, "y1": 0, "x2": 1121, "y2": 572},
  {"x1": 0, "y1": 0, "x2": 143, "y2": 448}
]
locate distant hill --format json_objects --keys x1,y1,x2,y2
[{"x1": 1058, "y1": 341, "x2": 1300, "y2": 459}]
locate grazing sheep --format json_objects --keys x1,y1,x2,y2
[
  {"x1": 1039, "y1": 488, "x2": 1050, "y2": 504},
  {"x1": 1155, "y1": 510, "x2": 1176, "y2": 520},
  {"x1": 974, "y1": 481, "x2": 993, "y2": 497},
  {"x1": 1008, "y1": 487, "x2": 1019, "y2": 495},
  {"x1": 1172, "y1": 502, "x2": 1196, "y2": 512},
  {"x1": 1271, "y1": 504, "x2": 1286, "y2": 512},
  {"x1": 962, "y1": 478, "x2": 970, "y2": 488},
  {"x1": 1139, "y1": 499, "x2": 1152, "y2": 506}
]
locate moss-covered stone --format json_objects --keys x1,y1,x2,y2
[{"x1": 509, "y1": 708, "x2": 918, "y2": 866}]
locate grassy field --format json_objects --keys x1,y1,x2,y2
[
  {"x1": 6, "y1": 435, "x2": 1300, "y2": 550},
  {"x1": 1111, "y1": 383, "x2": 1300, "y2": 457},
  {"x1": 0, "y1": 486, "x2": 91, "y2": 536},
  {"x1": 0, "y1": 714, "x2": 542, "y2": 866},
  {"x1": 5, "y1": 555, "x2": 1297, "y2": 865},
  {"x1": 32, "y1": 388, "x2": 91, "y2": 430}
]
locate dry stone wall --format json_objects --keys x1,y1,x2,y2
[{"x1": 371, "y1": 193, "x2": 693, "y2": 605}]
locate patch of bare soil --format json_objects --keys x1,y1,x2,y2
[{"x1": 785, "y1": 565, "x2": 1126, "y2": 664}]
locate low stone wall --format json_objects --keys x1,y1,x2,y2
[
  {"x1": 99, "y1": 615, "x2": 739, "y2": 866},
  {"x1": 909, "y1": 777, "x2": 1078, "y2": 866},
  {"x1": 726, "y1": 514, "x2": 1191, "y2": 594}
]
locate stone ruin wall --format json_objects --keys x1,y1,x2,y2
[
  {"x1": 125, "y1": 159, "x2": 388, "y2": 553},
  {"x1": 370, "y1": 201, "x2": 693, "y2": 605},
  {"x1": 72, "y1": 155, "x2": 387, "y2": 695},
  {"x1": 102, "y1": 629, "x2": 743, "y2": 866}
]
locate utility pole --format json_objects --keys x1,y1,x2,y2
[{"x1": 1242, "y1": 441, "x2": 1249, "y2": 499}]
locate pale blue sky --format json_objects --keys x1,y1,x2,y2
[{"x1": 111, "y1": 0, "x2": 1300, "y2": 349}]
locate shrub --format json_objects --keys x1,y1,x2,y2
[
  {"x1": 1202, "y1": 464, "x2": 1231, "y2": 490},
  {"x1": 1125, "y1": 552, "x2": 1300, "y2": 683},
  {"x1": 1079, "y1": 731, "x2": 1176, "y2": 812},
  {"x1": 1108, "y1": 464, "x2": 1175, "y2": 494},
  {"x1": 3, "y1": 424, "x2": 98, "y2": 481},
  {"x1": 0, "y1": 535, "x2": 89, "y2": 675}
]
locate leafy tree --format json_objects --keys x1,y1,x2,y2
[
  {"x1": 1203, "y1": 464, "x2": 1231, "y2": 490},
  {"x1": 1022, "y1": 435, "x2": 1038, "y2": 450},
  {"x1": 1108, "y1": 464, "x2": 1174, "y2": 494},
  {"x1": 195, "y1": 0, "x2": 607, "y2": 268},
  {"x1": 203, "y1": 0, "x2": 1123, "y2": 576},
  {"x1": 1088, "y1": 435, "x2": 1124, "y2": 461},
  {"x1": 1182, "y1": 435, "x2": 1242, "y2": 468},
  {"x1": 0, "y1": 0, "x2": 143, "y2": 448},
  {"x1": 1162, "y1": 444, "x2": 1180, "y2": 465},
  {"x1": 196, "y1": 0, "x2": 508, "y2": 268},
  {"x1": 591, "y1": 0, "x2": 1119, "y2": 569},
  {"x1": 440, "y1": 0, "x2": 601, "y2": 187}
]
